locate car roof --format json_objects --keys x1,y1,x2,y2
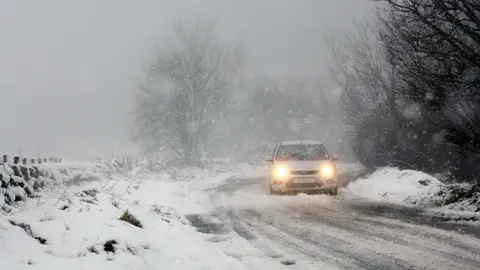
[{"x1": 279, "y1": 140, "x2": 324, "y2": 145}]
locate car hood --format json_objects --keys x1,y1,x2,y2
[{"x1": 274, "y1": 160, "x2": 332, "y2": 171}]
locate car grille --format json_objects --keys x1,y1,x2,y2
[
  {"x1": 290, "y1": 170, "x2": 318, "y2": 175},
  {"x1": 286, "y1": 182, "x2": 322, "y2": 189}
]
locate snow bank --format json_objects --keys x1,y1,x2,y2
[
  {"x1": 346, "y1": 168, "x2": 442, "y2": 205},
  {"x1": 346, "y1": 167, "x2": 480, "y2": 216}
]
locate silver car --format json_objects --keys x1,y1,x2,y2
[{"x1": 267, "y1": 140, "x2": 339, "y2": 195}]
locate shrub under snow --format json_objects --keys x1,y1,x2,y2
[{"x1": 347, "y1": 168, "x2": 480, "y2": 213}]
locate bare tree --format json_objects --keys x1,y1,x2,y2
[
  {"x1": 325, "y1": 0, "x2": 480, "y2": 179},
  {"x1": 134, "y1": 19, "x2": 243, "y2": 165},
  {"x1": 378, "y1": 0, "x2": 480, "y2": 179},
  {"x1": 325, "y1": 22, "x2": 404, "y2": 166}
]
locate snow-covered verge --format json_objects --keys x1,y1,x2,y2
[
  {"x1": 0, "y1": 159, "x2": 128, "y2": 208},
  {"x1": 0, "y1": 159, "x2": 262, "y2": 270},
  {"x1": 345, "y1": 167, "x2": 480, "y2": 221}
]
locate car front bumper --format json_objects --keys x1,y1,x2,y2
[{"x1": 271, "y1": 176, "x2": 337, "y2": 192}]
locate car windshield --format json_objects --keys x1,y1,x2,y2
[{"x1": 275, "y1": 144, "x2": 329, "y2": 161}]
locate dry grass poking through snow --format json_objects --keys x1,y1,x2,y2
[{"x1": 119, "y1": 209, "x2": 143, "y2": 228}]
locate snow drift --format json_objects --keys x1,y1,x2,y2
[{"x1": 346, "y1": 167, "x2": 480, "y2": 215}]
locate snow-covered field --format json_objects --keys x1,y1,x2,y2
[{"x1": 1, "y1": 160, "x2": 479, "y2": 269}]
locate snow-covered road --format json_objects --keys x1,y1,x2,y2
[{"x1": 194, "y1": 174, "x2": 480, "y2": 270}]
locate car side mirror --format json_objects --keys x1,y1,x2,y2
[{"x1": 331, "y1": 154, "x2": 339, "y2": 161}]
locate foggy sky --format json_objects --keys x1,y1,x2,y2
[{"x1": 0, "y1": 0, "x2": 376, "y2": 160}]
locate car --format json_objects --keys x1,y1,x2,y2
[{"x1": 266, "y1": 140, "x2": 339, "y2": 195}]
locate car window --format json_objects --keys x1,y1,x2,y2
[{"x1": 275, "y1": 144, "x2": 329, "y2": 161}]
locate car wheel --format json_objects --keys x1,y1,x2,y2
[{"x1": 329, "y1": 187, "x2": 338, "y2": 196}]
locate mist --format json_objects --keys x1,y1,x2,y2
[{"x1": 0, "y1": 0, "x2": 376, "y2": 160}]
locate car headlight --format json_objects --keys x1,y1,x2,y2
[
  {"x1": 273, "y1": 166, "x2": 290, "y2": 179},
  {"x1": 320, "y1": 164, "x2": 335, "y2": 178}
]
